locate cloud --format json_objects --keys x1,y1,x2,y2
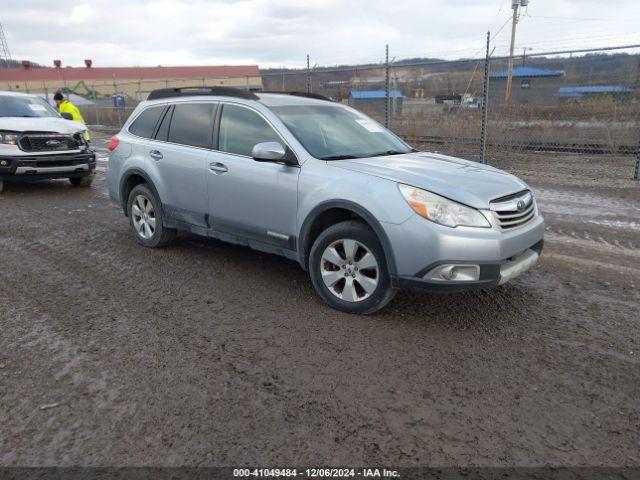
[
  {"x1": 69, "y1": 4, "x2": 95, "y2": 24},
  {"x1": 3, "y1": 0, "x2": 640, "y2": 68}
]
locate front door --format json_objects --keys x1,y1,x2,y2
[{"x1": 207, "y1": 103, "x2": 299, "y2": 250}]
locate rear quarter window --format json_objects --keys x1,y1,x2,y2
[{"x1": 128, "y1": 105, "x2": 166, "y2": 139}]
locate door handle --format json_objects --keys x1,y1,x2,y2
[
  {"x1": 149, "y1": 150, "x2": 163, "y2": 161},
  {"x1": 209, "y1": 162, "x2": 228, "y2": 174}
]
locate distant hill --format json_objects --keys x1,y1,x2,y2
[
  {"x1": 261, "y1": 52, "x2": 639, "y2": 99},
  {"x1": 0, "y1": 59, "x2": 43, "y2": 68}
]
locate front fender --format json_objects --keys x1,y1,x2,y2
[{"x1": 298, "y1": 200, "x2": 399, "y2": 275}]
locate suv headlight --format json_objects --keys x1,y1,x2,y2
[
  {"x1": 0, "y1": 131, "x2": 19, "y2": 145},
  {"x1": 399, "y1": 184, "x2": 490, "y2": 228}
]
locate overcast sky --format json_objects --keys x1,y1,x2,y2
[{"x1": 4, "y1": 0, "x2": 640, "y2": 68}]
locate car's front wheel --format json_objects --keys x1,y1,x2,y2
[
  {"x1": 126, "y1": 184, "x2": 176, "y2": 247},
  {"x1": 309, "y1": 220, "x2": 396, "y2": 314}
]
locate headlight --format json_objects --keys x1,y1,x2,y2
[
  {"x1": 398, "y1": 184, "x2": 490, "y2": 228},
  {"x1": 0, "y1": 131, "x2": 19, "y2": 145}
]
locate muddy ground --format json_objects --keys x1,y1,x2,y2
[{"x1": 0, "y1": 132, "x2": 638, "y2": 467}]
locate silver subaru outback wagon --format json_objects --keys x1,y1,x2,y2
[{"x1": 107, "y1": 87, "x2": 543, "y2": 314}]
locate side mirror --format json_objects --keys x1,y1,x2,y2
[
  {"x1": 252, "y1": 141, "x2": 286, "y2": 162},
  {"x1": 60, "y1": 112, "x2": 73, "y2": 120}
]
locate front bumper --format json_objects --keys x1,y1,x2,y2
[
  {"x1": 0, "y1": 151, "x2": 96, "y2": 181},
  {"x1": 385, "y1": 211, "x2": 545, "y2": 292},
  {"x1": 393, "y1": 239, "x2": 543, "y2": 292}
]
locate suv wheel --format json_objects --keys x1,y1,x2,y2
[
  {"x1": 309, "y1": 220, "x2": 396, "y2": 314},
  {"x1": 126, "y1": 184, "x2": 176, "y2": 247},
  {"x1": 69, "y1": 174, "x2": 94, "y2": 187},
  {"x1": 0, "y1": 180, "x2": 4, "y2": 193}
]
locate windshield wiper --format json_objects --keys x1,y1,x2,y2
[
  {"x1": 320, "y1": 154, "x2": 361, "y2": 160},
  {"x1": 368, "y1": 150, "x2": 411, "y2": 157}
]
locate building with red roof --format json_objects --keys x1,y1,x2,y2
[{"x1": 0, "y1": 61, "x2": 262, "y2": 99}]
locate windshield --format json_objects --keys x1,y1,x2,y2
[
  {"x1": 0, "y1": 95, "x2": 60, "y2": 118},
  {"x1": 270, "y1": 104, "x2": 414, "y2": 160}
]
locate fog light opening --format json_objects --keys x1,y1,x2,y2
[{"x1": 424, "y1": 264, "x2": 480, "y2": 282}]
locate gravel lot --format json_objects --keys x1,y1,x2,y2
[{"x1": 1, "y1": 134, "x2": 638, "y2": 467}]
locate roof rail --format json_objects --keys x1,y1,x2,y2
[
  {"x1": 147, "y1": 86, "x2": 259, "y2": 101},
  {"x1": 261, "y1": 91, "x2": 334, "y2": 102}
]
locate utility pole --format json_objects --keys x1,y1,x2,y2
[
  {"x1": 0, "y1": 22, "x2": 12, "y2": 68},
  {"x1": 505, "y1": 0, "x2": 527, "y2": 108},
  {"x1": 385, "y1": 44, "x2": 390, "y2": 128},
  {"x1": 392, "y1": 73, "x2": 398, "y2": 118}
]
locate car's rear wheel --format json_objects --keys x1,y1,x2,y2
[
  {"x1": 126, "y1": 184, "x2": 176, "y2": 247},
  {"x1": 69, "y1": 174, "x2": 94, "y2": 187},
  {"x1": 0, "y1": 180, "x2": 4, "y2": 193},
  {"x1": 309, "y1": 220, "x2": 396, "y2": 314}
]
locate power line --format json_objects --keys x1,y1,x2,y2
[
  {"x1": 262, "y1": 43, "x2": 640, "y2": 77},
  {"x1": 523, "y1": 13, "x2": 640, "y2": 23}
]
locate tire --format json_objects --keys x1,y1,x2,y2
[
  {"x1": 309, "y1": 220, "x2": 396, "y2": 314},
  {"x1": 126, "y1": 184, "x2": 176, "y2": 248},
  {"x1": 69, "y1": 174, "x2": 94, "y2": 187},
  {"x1": 0, "y1": 180, "x2": 4, "y2": 194}
]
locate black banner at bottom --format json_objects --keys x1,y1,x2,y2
[{"x1": 0, "y1": 468, "x2": 637, "y2": 480}]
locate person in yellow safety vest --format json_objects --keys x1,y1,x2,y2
[{"x1": 53, "y1": 92, "x2": 91, "y2": 141}]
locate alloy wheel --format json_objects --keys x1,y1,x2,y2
[
  {"x1": 320, "y1": 238, "x2": 379, "y2": 302},
  {"x1": 131, "y1": 194, "x2": 156, "y2": 240}
]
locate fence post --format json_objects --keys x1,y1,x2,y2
[
  {"x1": 385, "y1": 44, "x2": 390, "y2": 128},
  {"x1": 93, "y1": 82, "x2": 101, "y2": 126},
  {"x1": 306, "y1": 54, "x2": 311, "y2": 94},
  {"x1": 112, "y1": 74, "x2": 121, "y2": 128},
  {"x1": 480, "y1": 31, "x2": 491, "y2": 164},
  {"x1": 635, "y1": 146, "x2": 640, "y2": 181}
]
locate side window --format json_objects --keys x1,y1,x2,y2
[
  {"x1": 129, "y1": 105, "x2": 165, "y2": 139},
  {"x1": 155, "y1": 105, "x2": 173, "y2": 141},
  {"x1": 218, "y1": 104, "x2": 283, "y2": 157},
  {"x1": 167, "y1": 103, "x2": 215, "y2": 148}
]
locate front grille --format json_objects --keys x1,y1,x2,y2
[
  {"x1": 490, "y1": 190, "x2": 536, "y2": 230},
  {"x1": 18, "y1": 133, "x2": 82, "y2": 152}
]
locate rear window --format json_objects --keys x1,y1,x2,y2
[
  {"x1": 129, "y1": 106, "x2": 165, "y2": 138},
  {"x1": 167, "y1": 103, "x2": 215, "y2": 148}
]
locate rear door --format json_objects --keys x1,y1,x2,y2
[
  {"x1": 206, "y1": 103, "x2": 300, "y2": 250},
  {"x1": 148, "y1": 102, "x2": 217, "y2": 228}
]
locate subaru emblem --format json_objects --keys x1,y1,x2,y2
[{"x1": 517, "y1": 200, "x2": 526, "y2": 211}]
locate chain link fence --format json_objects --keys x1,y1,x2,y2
[
  {"x1": 263, "y1": 44, "x2": 640, "y2": 181},
  {"x1": 36, "y1": 42, "x2": 639, "y2": 180}
]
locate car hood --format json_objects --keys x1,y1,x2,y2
[
  {"x1": 0, "y1": 117, "x2": 86, "y2": 134},
  {"x1": 330, "y1": 152, "x2": 529, "y2": 209}
]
